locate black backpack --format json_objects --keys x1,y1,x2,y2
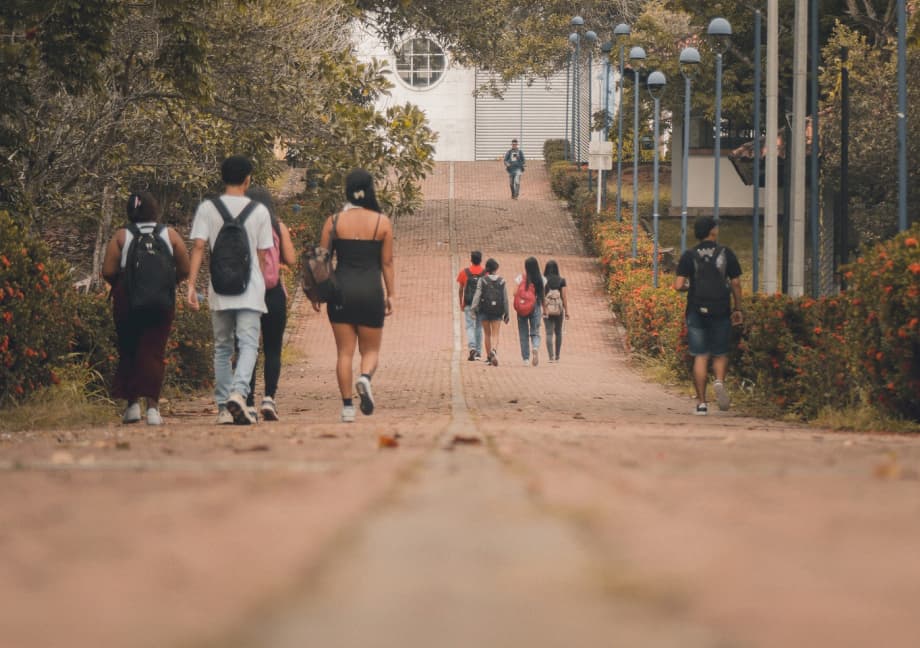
[
  {"x1": 478, "y1": 277, "x2": 505, "y2": 318},
  {"x1": 209, "y1": 198, "x2": 258, "y2": 296},
  {"x1": 463, "y1": 268, "x2": 482, "y2": 307},
  {"x1": 123, "y1": 223, "x2": 176, "y2": 311},
  {"x1": 691, "y1": 245, "x2": 731, "y2": 316}
]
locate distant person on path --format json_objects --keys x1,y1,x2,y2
[
  {"x1": 470, "y1": 257, "x2": 509, "y2": 367},
  {"x1": 244, "y1": 186, "x2": 297, "y2": 422},
  {"x1": 102, "y1": 191, "x2": 190, "y2": 426},
  {"x1": 513, "y1": 256, "x2": 545, "y2": 366},
  {"x1": 542, "y1": 259, "x2": 570, "y2": 362},
  {"x1": 673, "y1": 217, "x2": 744, "y2": 415},
  {"x1": 187, "y1": 155, "x2": 274, "y2": 425},
  {"x1": 457, "y1": 250, "x2": 485, "y2": 361},
  {"x1": 503, "y1": 138, "x2": 526, "y2": 199},
  {"x1": 316, "y1": 169, "x2": 394, "y2": 423}
]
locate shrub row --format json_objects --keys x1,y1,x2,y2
[{"x1": 548, "y1": 165, "x2": 920, "y2": 422}]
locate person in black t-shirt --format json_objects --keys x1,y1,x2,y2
[{"x1": 673, "y1": 217, "x2": 743, "y2": 416}]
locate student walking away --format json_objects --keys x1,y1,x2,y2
[
  {"x1": 542, "y1": 259, "x2": 570, "y2": 362},
  {"x1": 316, "y1": 169, "x2": 395, "y2": 423},
  {"x1": 503, "y1": 139, "x2": 526, "y2": 199},
  {"x1": 470, "y1": 258, "x2": 509, "y2": 366},
  {"x1": 187, "y1": 155, "x2": 274, "y2": 425},
  {"x1": 102, "y1": 191, "x2": 190, "y2": 426},
  {"x1": 244, "y1": 186, "x2": 297, "y2": 422},
  {"x1": 673, "y1": 216, "x2": 744, "y2": 415},
  {"x1": 513, "y1": 256, "x2": 544, "y2": 366},
  {"x1": 457, "y1": 250, "x2": 485, "y2": 361}
]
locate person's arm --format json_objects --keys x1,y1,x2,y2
[
  {"x1": 278, "y1": 221, "x2": 297, "y2": 266},
  {"x1": 503, "y1": 150, "x2": 511, "y2": 168},
  {"x1": 458, "y1": 280, "x2": 465, "y2": 309},
  {"x1": 730, "y1": 277, "x2": 744, "y2": 325},
  {"x1": 561, "y1": 285, "x2": 570, "y2": 319},
  {"x1": 319, "y1": 215, "x2": 333, "y2": 249},
  {"x1": 168, "y1": 228, "x2": 190, "y2": 282},
  {"x1": 673, "y1": 275, "x2": 690, "y2": 291},
  {"x1": 380, "y1": 216, "x2": 395, "y2": 316},
  {"x1": 101, "y1": 230, "x2": 124, "y2": 285},
  {"x1": 186, "y1": 239, "x2": 207, "y2": 311},
  {"x1": 520, "y1": 150, "x2": 526, "y2": 170},
  {"x1": 470, "y1": 280, "x2": 482, "y2": 313},
  {"x1": 501, "y1": 280, "x2": 510, "y2": 323}
]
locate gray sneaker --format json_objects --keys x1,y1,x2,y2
[
  {"x1": 122, "y1": 402, "x2": 141, "y2": 424},
  {"x1": 260, "y1": 397, "x2": 279, "y2": 421},
  {"x1": 226, "y1": 392, "x2": 255, "y2": 425},
  {"x1": 713, "y1": 381, "x2": 731, "y2": 411},
  {"x1": 146, "y1": 408, "x2": 163, "y2": 426},
  {"x1": 531, "y1": 348, "x2": 539, "y2": 367},
  {"x1": 216, "y1": 407, "x2": 234, "y2": 425},
  {"x1": 356, "y1": 375, "x2": 375, "y2": 415},
  {"x1": 341, "y1": 405, "x2": 356, "y2": 423}
]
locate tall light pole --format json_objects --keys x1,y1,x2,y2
[
  {"x1": 565, "y1": 45, "x2": 571, "y2": 161},
  {"x1": 571, "y1": 16, "x2": 584, "y2": 166},
  {"x1": 629, "y1": 45, "x2": 646, "y2": 259},
  {"x1": 897, "y1": 0, "x2": 908, "y2": 232},
  {"x1": 752, "y1": 10, "x2": 763, "y2": 291},
  {"x1": 569, "y1": 32, "x2": 579, "y2": 163},
  {"x1": 708, "y1": 17, "x2": 732, "y2": 222},
  {"x1": 601, "y1": 41, "x2": 613, "y2": 210},
  {"x1": 648, "y1": 70, "x2": 667, "y2": 288},
  {"x1": 764, "y1": 0, "x2": 780, "y2": 294},
  {"x1": 679, "y1": 47, "x2": 700, "y2": 254},
  {"x1": 585, "y1": 29, "x2": 598, "y2": 188},
  {"x1": 614, "y1": 23, "x2": 631, "y2": 223}
]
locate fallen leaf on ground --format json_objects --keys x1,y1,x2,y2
[
  {"x1": 508, "y1": 399, "x2": 518, "y2": 404},
  {"x1": 378, "y1": 435, "x2": 399, "y2": 448},
  {"x1": 233, "y1": 444, "x2": 270, "y2": 453},
  {"x1": 573, "y1": 413, "x2": 585, "y2": 420},
  {"x1": 317, "y1": 433, "x2": 337, "y2": 439},
  {"x1": 115, "y1": 440, "x2": 131, "y2": 450},
  {"x1": 451, "y1": 435, "x2": 482, "y2": 445}
]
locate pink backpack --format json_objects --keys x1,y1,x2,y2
[{"x1": 263, "y1": 225, "x2": 281, "y2": 289}]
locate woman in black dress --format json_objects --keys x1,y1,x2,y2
[{"x1": 316, "y1": 169, "x2": 394, "y2": 422}]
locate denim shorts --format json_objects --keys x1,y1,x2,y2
[{"x1": 686, "y1": 310, "x2": 732, "y2": 357}]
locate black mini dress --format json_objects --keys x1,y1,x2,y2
[{"x1": 327, "y1": 216, "x2": 385, "y2": 328}]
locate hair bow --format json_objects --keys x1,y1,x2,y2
[{"x1": 352, "y1": 190, "x2": 365, "y2": 201}]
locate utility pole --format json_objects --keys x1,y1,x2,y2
[
  {"x1": 789, "y1": 0, "x2": 808, "y2": 297},
  {"x1": 763, "y1": 0, "x2": 779, "y2": 293}
]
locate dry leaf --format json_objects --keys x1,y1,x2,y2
[
  {"x1": 451, "y1": 435, "x2": 482, "y2": 445},
  {"x1": 233, "y1": 444, "x2": 270, "y2": 454},
  {"x1": 115, "y1": 440, "x2": 131, "y2": 450},
  {"x1": 378, "y1": 435, "x2": 399, "y2": 449}
]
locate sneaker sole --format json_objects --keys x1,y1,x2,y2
[
  {"x1": 225, "y1": 399, "x2": 253, "y2": 425},
  {"x1": 356, "y1": 380, "x2": 375, "y2": 415},
  {"x1": 260, "y1": 407, "x2": 279, "y2": 422}
]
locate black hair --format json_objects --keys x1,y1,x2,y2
[
  {"x1": 126, "y1": 191, "x2": 160, "y2": 223},
  {"x1": 246, "y1": 185, "x2": 279, "y2": 232},
  {"x1": 524, "y1": 256, "x2": 544, "y2": 299},
  {"x1": 543, "y1": 259, "x2": 560, "y2": 277},
  {"x1": 471, "y1": 250, "x2": 482, "y2": 265},
  {"x1": 221, "y1": 155, "x2": 253, "y2": 186},
  {"x1": 485, "y1": 258, "x2": 499, "y2": 274},
  {"x1": 694, "y1": 216, "x2": 718, "y2": 241},
  {"x1": 345, "y1": 168, "x2": 382, "y2": 213},
  {"x1": 511, "y1": 139, "x2": 518, "y2": 144}
]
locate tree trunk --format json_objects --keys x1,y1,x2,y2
[{"x1": 89, "y1": 184, "x2": 115, "y2": 292}]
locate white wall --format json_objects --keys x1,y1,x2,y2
[{"x1": 353, "y1": 23, "x2": 476, "y2": 161}]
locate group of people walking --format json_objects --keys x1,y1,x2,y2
[
  {"x1": 457, "y1": 252, "x2": 570, "y2": 368},
  {"x1": 103, "y1": 157, "x2": 388, "y2": 426}
]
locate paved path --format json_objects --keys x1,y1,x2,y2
[{"x1": 2, "y1": 162, "x2": 920, "y2": 648}]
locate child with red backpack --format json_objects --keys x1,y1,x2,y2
[
  {"x1": 513, "y1": 256, "x2": 545, "y2": 366},
  {"x1": 245, "y1": 186, "x2": 297, "y2": 421}
]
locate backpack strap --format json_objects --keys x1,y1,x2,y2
[
  {"x1": 126, "y1": 223, "x2": 141, "y2": 238},
  {"x1": 210, "y1": 197, "x2": 257, "y2": 224},
  {"x1": 371, "y1": 213, "x2": 382, "y2": 240}
]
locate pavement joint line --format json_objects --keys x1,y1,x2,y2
[
  {"x1": 444, "y1": 162, "x2": 479, "y2": 449},
  {"x1": 0, "y1": 459, "x2": 336, "y2": 473}
]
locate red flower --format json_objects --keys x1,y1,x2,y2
[
  {"x1": 908, "y1": 263, "x2": 920, "y2": 275},
  {"x1": 905, "y1": 237, "x2": 918, "y2": 248}
]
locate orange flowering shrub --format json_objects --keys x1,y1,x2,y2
[
  {"x1": 843, "y1": 224, "x2": 920, "y2": 420},
  {"x1": 0, "y1": 211, "x2": 77, "y2": 404}
]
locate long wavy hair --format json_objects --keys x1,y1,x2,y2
[{"x1": 524, "y1": 256, "x2": 544, "y2": 299}]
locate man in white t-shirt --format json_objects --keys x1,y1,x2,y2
[{"x1": 187, "y1": 155, "x2": 274, "y2": 425}]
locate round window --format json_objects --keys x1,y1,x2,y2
[{"x1": 394, "y1": 38, "x2": 447, "y2": 89}]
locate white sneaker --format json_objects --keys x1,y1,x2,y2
[
  {"x1": 146, "y1": 408, "x2": 163, "y2": 425},
  {"x1": 341, "y1": 405, "x2": 356, "y2": 423},
  {"x1": 522, "y1": 359, "x2": 531, "y2": 367},
  {"x1": 225, "y1": 392, "x2": 255, "y2": 425},
  {"x1": 260, "y1": 397, "x2": 279, "y2": 421},
  {"x1": 122, "y1": 402, "x2": 141, "y2": 424},
  {"x1": 695, "y1": 403, "x2": 709, "y2": 416},
  {"x1": 531, "y1": 348, "x2": 539, "y2": 367},
  {"x1": 713, "y1": 381, "x2": 731, "y2": 411},
  {"x1": 216, "y1": 408, "x2": 234, "y2": 425},
  {"x1": 247, "y1": 406, "x2": 260, "y2": 423},
  {"x1": 355, "y1": 376, "x2": 375, "y2": 415}
]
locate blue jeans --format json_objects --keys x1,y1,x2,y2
[
  {"x1": 686, "y1": 310, "x2": 732, "y2": 357},
  {"x1": 508, "y1": 169, "x2": 522, "y2": 197},
  {"x1": 517, "y1": 304, "x2": 542, "y2": 360},
  {"x1": 212, "y1": 309, "x2": 261, "y2": 406},
  {"x1": 464, "y1": 305, "x2": 482, "y2": 354}
]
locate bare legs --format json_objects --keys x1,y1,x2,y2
[
  {"x1": 331, "y1": 322, "x2": 382, "y2": 398},
  {"x1": 482, "y1": 319, "x2": 501, "y2": 359},
  {"x1": 692, "y1": 354, "x2": 729, "y2": 403}
]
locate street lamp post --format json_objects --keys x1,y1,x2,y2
[
  {"x1": 679, "y1": 47, "x2": 700, "y2": 254},
  {"x1": 568, "y1": 33, "x2": 579, "y2": 162},
  {"x1": 601, "y1": 41, "x2": 613, "y2": 210},
  {"x1": 648, "y1": 70, "x2": 667, "y2": 288},
  {"x1": 707, "y1": 17, "x2": 732, "y2": 222},
  {"x1": 585, "y1": 30, "x2": 598, "y2": 188},
  {"x1": 571, "y1": 16, "x2": 584, "y2": 166},
  {"x1": 614, "y1": 23, "x2": 630, "y2": 223},
  {"x1": 565, "y1": 45, "x2": 571, "y2": 160},
  {"x1": 629, "y1": 45, "x2": 646, "y2": 259}
]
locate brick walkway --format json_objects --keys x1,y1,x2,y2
[{"x1": 2, "y1": 162, "x2": 919, "y2": 648}]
